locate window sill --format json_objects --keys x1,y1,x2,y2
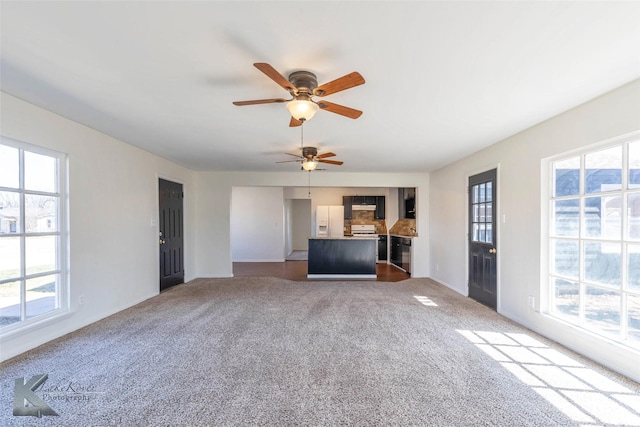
[
  {"x1": 0, "y1": 309, "x2": 72, "y2": 341},
  {"x1": 541, "y1": 311, "x2": 640, "y2": 356}
]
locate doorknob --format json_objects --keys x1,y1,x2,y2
[
  {"x1": 160, "y1": 239, "x2": 165, "y2": 245},
  {"x1": 489, "y1": 248, "x2": 496, "y2": 254}
]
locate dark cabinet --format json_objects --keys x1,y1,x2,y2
[
  {"x1": 308, "y1": 238, "x2": 377, "y2": 276},
  {"x1": 405, "y1": 198, "x2": 415, "y2": 219},
  {"x1": 343, "y1": 196, "x2": 353, "y2": 219},
  {"x1": 399, "y1": 188, "x2": 416, "y2": 219},
  {"x1": 343, "y1": 195, "x2": 385, "y2": 219},
  {"x1": 390, "y1": 236, "x2": 402, "y2": 268},
  {"x1": 375, "y1": 196, "x2": 385, "y2": 219},
  {"x1": 352, "y1": 195, "x2": 375, "y2": 205},
  {"x1": 378, "y1": 235, "x2": 387, "y2": 262},
  {"x1": 390, "y1": 236, "x2": 411, "y2": 272}
]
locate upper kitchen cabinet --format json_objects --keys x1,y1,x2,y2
[
  {"x1": 352, "y1": 196, "x2": 376, "y2": 205},
  {"x1": 343, "y1": 196, "x2": 353, "y2": 219},
  {"x1": 375, "y1": 196, "x2": 385, "y2": 219},
  {"x1": 399, "y1": 188, "x2": 416, "y2": 219},
  {"x1": 343, "y1": 195, "x2": 385, "y2": 219}
]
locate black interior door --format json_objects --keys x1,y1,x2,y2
[
  {"x1": 159, "y1": 178, "x2": 184, "y2": 291},
  {"x1": 468, "y1": 169, "x2": 497, "y2": 309}
]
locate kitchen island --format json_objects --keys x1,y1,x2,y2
[{"x1": 307, "y1": 237, "x2": 377, "y2": 279}]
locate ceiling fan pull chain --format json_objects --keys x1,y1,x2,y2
[{"x1": 306, "y1": 134, "x2": 311, "y2": 199}]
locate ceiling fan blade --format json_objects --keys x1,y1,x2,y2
[
  {"x1": 233, "y1": 98, "x2": 287, "y2": 106},
  {"x1": 254, "y1": 63, "x2": 296, "y2": 92},
  {"x1": 276, "y1": 160, "x2": 302, "y2": 163},
  {"x1": 284, "y1": 152, "x2": 304, "y2": 159},
  {"x1": 316, "y1": 152, "x2": 336, "y2": 159},
  {"x1": 313, "y1": 72, "x2": 365, "y2": 96},
  {"x1": 289, "y1": 116, "x2": 303, "y2": 127},
  {"x1": 317, "y1": 101, "x2": 363, "y2": 119},
  {"x1": 319, "y1": 159, "x2": 344, "y2": 166}
]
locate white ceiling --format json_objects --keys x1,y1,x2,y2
[{"x1": 1, "y1": 1, "x2": 639, "y2": 173}]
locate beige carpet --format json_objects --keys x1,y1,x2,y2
[{"x1": 2, "y1": 277, "x2": 640, "y2": 426}]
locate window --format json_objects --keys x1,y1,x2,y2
[
  {"x1": 471, "y1": 181, "x2": 493, "y2": 243},
  {"x1": 0, "y1": 138, "x2": 67, "y2": 332},
  {"x1": 548, "y1": 135, "x2": 640, "y2": 349}
]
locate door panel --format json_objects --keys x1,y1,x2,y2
[
  {"x1": 159, "y1": 178, "x2": 184, "y2": 291},
  {"x1": 468, "y1": 169, "x2": 497, "y2": 309}
]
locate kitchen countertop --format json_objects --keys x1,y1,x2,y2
[
  {"x1": 389, "y1": 234, "x2": 418, "y2": 238},
  {"x1": 388, "y1": 218, "x2": 417, "y2": 237}
]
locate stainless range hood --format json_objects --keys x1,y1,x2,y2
[{"x1": 351, "y1": 204, "x2": 376, "y2": 211}]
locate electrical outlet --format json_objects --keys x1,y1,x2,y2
[
  {"x1": 79, "y1": 295, "x2": 85, "y2": 305},
  {"x1": 528, "y1": 295, "x2": 535, "y2": 308},
  {"x1": 436, "y1": 263, "x2": 439, "y2": 272}
]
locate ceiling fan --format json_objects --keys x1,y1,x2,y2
[
  {"x1": 233, "y1": 63, "x2": 365, "y2": 127},
  {"x1": 277, "y1": 146, "x2": 344, "y2": 171}
]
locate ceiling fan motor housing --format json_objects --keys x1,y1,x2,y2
[
  {"x1": 288, "y1": 71, "x2": 318, "y2": 95},
  {"x1": 302, "y1": 146, "x2": 318, "y2": 159}
]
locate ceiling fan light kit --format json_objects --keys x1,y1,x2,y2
[
  {"x1": 286, "y1": 98, "x2": 319, "y2": 121},
  {"x1": 301, "y1": 159, "x2": 319, "y2": 171}
]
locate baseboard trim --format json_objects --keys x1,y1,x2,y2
[{"x1": 307, "y1": 274, "x2": 377, "y2": 280}]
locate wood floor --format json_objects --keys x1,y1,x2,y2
[{"x1": 233, "y1": 261, "x2": 411, "y2": 282}]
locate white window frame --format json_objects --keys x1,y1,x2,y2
[
  {"x1": 543, "y1": 131, "x2": 640, "y2": 350},
  {"x1": 0, "y1": 137, "x2": 69, "y2": 336}
]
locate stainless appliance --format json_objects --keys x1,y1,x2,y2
[
  {"x1": 390, "y1": 236, "x2": 411, "y2": 273},
  {"x1": 401, "y1": 237, "x2": 411, "y2": 273}
]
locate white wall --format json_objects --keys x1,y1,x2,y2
[
  {"x1": 429, "y1": 79, "x2": 640, "y2": 382},
  {"x1": 290, "y1": 199, "x2": 311, "y2": 251},
  {"x1": 231, "y1": 186, "x2": 285, "y2": 262},
  {"x1": 0, "y1": 92, "x2": 196, "y2": 361},
  {"x1": 284, "y1": 199, "x2": 293, "y2": 256}
]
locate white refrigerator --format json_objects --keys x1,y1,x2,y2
[{"x1": 316, "y1": 205, "x2": 345, "y2": 237}]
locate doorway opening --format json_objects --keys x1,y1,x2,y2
[{"x1": 285, "y1": 199, "x2": 311, "y2": 261}]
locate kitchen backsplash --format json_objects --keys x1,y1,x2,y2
[
  {"x1": 344, "y1": 210, "x2": 387, "y2": 234},
  {"x1": 389, "y1": 219, "x2": 418, "y2": 237},
  {"x1": 343, "y1": 211, "x2": 416, "y2": 236}
]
